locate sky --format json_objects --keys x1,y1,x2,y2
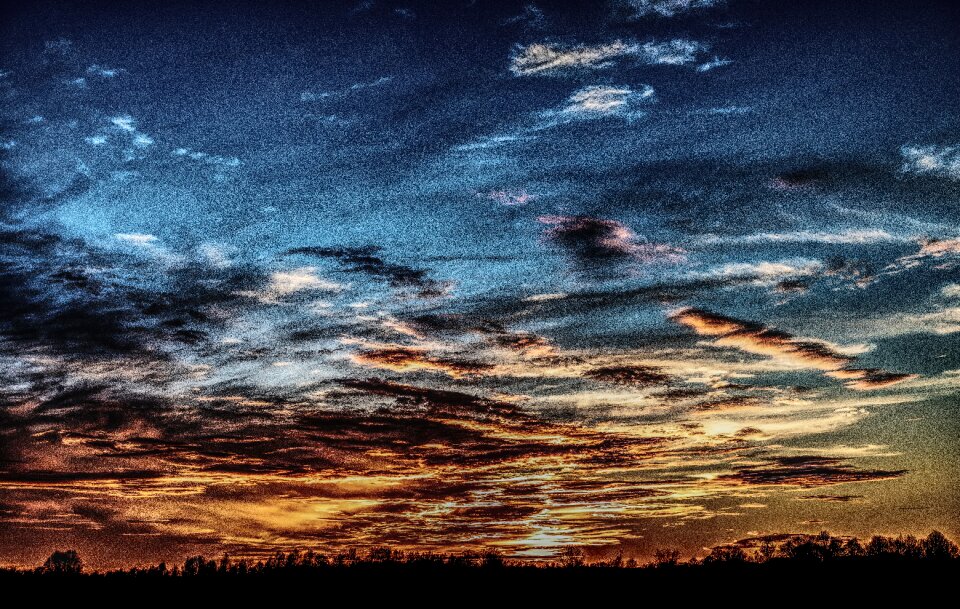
[{"x1": 0, "y1": 0, "x2": 959, "y2": 568}]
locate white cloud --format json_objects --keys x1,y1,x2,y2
[
  {"x1": 701, "y1": 229, "x2": 905, "y2": 245},
  {"x1": 115, "y1": 233, "x2": 159, "y2": 245},
  {"x1": 638, "y1": 39, "x2": 707, "y2": 65},
  {"x1": 502, "y1": 4, "x2": 546, "y2": 29},
  {"x1": 301, "y1": 76, "x2": 392, "y2": 102},
  {"x1": 110, "y1": 115, "x2": 138, "y2": 132},
  {"x1": 698, "y1": 259, "x2": 823, "y2": 286},
  {"x1": 84, "y1": 135, "x2": 108, "y2": 146},
  {"x1": 198, "y1": 243, "x2": 233, "y2": 269},
  {"x1": 885, "y1": 238, "x2": 960, "y2": 274},
  {"x1": 509, "y1": 37, "x2": 708, "y2": 76},
  {"x1": 696, "y1": 56, "x2": 732, "y2": 72},
  {"x1": 87, "y1": 64, "x2": 121, "y2": 78},
  {"x1": 556, "y1": 84, "x2": 655, "y2": 118},
  {"x1": 266, "y1": 267, "x2": 344, "y2": 297},
  {"x1": 900, "y1": 307, "x2": 960, "y2": 335},
  {"x1": 171, "y1": 147, "x2": 241, "y2": 168},
  {"x1": 941, "y1": 284, "x2": 960, "y2": 298},
  {"x1": 133, "y1": 133, "x2": 154, "y2": 148},
  {"x1": 510, "y1": 40, "x2": 638, "y2": 75},
  {"x1": 623, "y1": 0, "x2": 722, "y2": 18},
  {"x1": 698, "y1": 106, "x2": 752, "y2": 115},
  {"x1": 900, "y1": 144, "x2": 960, "y2": 180}
]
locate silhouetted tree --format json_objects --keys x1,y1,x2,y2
[
  {"x1": 866, "y1": 535, "x2": 894, "y2": 557},
  {"x1": 923, "y1": 531, "x2": 960, "y2": 560},
  {"x1": 702, "y1": 546, "x2": 747, "y2": 565},
  {"x1": 560, "y1": 547, "x2": 585, "y2": 568},
  {"x1": 481, "y1": 550, "x2": 505, "y2": 568},
  {"x1": 844, "y1": 538, "x2": 865, "y2": 557},
  {"x1": 42, "y1": 550, "x2": 83, "y2": 575},
  {"x1": 653, "y1": 548, "x2": 680, "y2": 567}
]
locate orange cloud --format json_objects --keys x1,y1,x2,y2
[{"x1": 670, "y1": 308, "x2": 915, "y2": 390}]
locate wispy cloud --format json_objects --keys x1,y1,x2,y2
[
  {"x1": 621, "y1": 0, "x2": 723, "y2": 18},
  {"x1": 719, "y1": 455, "x2": 906, "y2": 487},
  {"x1": 886, "y1": 237, "x2": 960, "y2": 273},
  {"x1": 701, "y1": 229, "x2": 906, "y2": 245},
  {"x1": 171, "y1": 147, "x2": 241, "y2": 168},
  {"x1": 671, "y1": 308, "x2": 915, "y2": 390},
  {"x1": 696, "y1": 56, "x2": 732, "y2": 72},
  {"x1": 481, "y1": 188, "x2": 538, "y2": 206},
  {"x1": 941, "y1": 283, "x2": 960, "y2": 298},
  {"x1": 301, "y1": 76, "x2": 392, "y2": 102},
  {"x1": 697, "y1": 259, "x2": 823, "y2": 286},
  {"x1": 86, "y1": 64, "x2": 122, "y2": 78},
  {"x1": 352, "y1": 345, "x2": 492, "y2": 378},
  {"x1": 901, "y1": 144, "x2": 960, "y2": 180},
  {"x1": 115, "y1": 232, "x2": 159, "y2": 246},
  {"x1": 266, "y1": 267, "x2": 344, "y2": 297},
  {"x1": 510, "y1": 38, "x2": 707, "y2": 76},
  {"x1": 550, "y1": 84, "x2": 656, "y2": 120},
  {"x1": 502, "y1": 4, "x2": 546, "y2": 29},
  {"x1": 639, "y1": 39, "x2": 708, "y2": 65},
  {"x1": 540, "y1": 215, "x2": 685, "y2": 262}
]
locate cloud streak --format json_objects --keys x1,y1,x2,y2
[
  {"x1": 510, "y1": 38, "x2": 708, "y2": 76},
  {"x1": 671, "y1": 308, "x2": 916, "y2": 389}
]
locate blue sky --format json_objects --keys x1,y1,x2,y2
[{"x1": 1, "y1": 0, "x2": 958, "y2": 567}]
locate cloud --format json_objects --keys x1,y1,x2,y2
[
  {"x1": 621, "y1": 0, "x2": 723, "y2": 18},
  {"x1": 798, "y1": 494, "x2": 864, "y2": 503},
  {"x1": 115, "y1": 232, "x2": 159, "y2": 246},
  {"x1": 482, "y1": 188, "x2": 537, "y2": 206},
  {"x1": 509, "y1": 38, "x2": 706, "y2": 76},
  {"x1": 901, "y1": 144, "x2": 960, "y2": 180},
  {"x1": 352, "y1": 346, "x2": 492, "y2": 378},
  {"x1": 825, "y1": 368, "x2": 919, "y2": 389},
  {"x1": 584, "y1": 365, "x2": 671, "y2": 387},
  {"x1": 109, "y1": 116, "x2": 137, "y2": 133},
  {"x1": 886, "y1": 238, "x2": 960, "y2": 274},
  {"x1": 720, "y1": 456, "x2": 906, "y2": 487},
  {"x1": 697, "y1": 260, "x2": 823, "y2": 287},
  {"x1": 539, "y1": 215, "x2": 685, "y2": 262},
  {"x1": 301, "y1": 76, "x2": 392, "y2": 102},
  {"x1": 510, "y1": 40, "x2": 637, "y2": 75},
  {"x1": 697, "y1": 56, "x2": 732, "y2": 72},
  {"x1": 701, "y1": 229, "x2": 905, "y2": 245},
  {"x1": 262, "y1": 267, "x2": 343, "y2": 299},
  {"x1": 502, "y1": 4, "x2": 546, "y2": 29},
  {"x1": 896, "y1": 307, "x2": 960, "y2": 335},
  {"x1": 86, "y1": 64, "x2": 121, "y2": 78},
  {"x1": 638, "y1": 39, "x2": 708, "y2": 65},
  {"x1": 671, "y1": 308, "x2": 914, "y2": 389},
  {"x1": 285, "y1": 246, "x2": 450, "y2": 297},
  {"x1": 171, "y1": 147, "x2": 241, "y2": 168},
  {"x1": 552, "y1": 84, "x2": 655, "y2": 119},
  {"x1": 941, "y1": 284, "x2": 960, "y2": 298}
]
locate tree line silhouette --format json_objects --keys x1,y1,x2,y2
[{"x1": 3, "y1": 530, "x2": 956, "y2": 577}]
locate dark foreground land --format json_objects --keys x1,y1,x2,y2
[{"x1": 2, "y1": 531, "x2": 958, "y2": 599}]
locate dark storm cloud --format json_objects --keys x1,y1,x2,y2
[{"x1": 0, "y1": 225, "x2": 269, "y2": 363}]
